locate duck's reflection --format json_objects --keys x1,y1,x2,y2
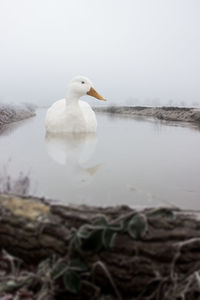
[{"x1": 45, "y1": 132, "x2": 102, "y2": 187}]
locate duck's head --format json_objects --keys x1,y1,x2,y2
[{"x1": 67, "y1": 76, "x2": 106, "y2": 101}]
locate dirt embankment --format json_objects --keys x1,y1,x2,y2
[
  {"x1": 95, "y1": 106, "x2": 200, "y2": 123},
  {"x1": 0, "y1": 193, "x2": 200, "y2": 300},
  {"x1": 0, "y1": 103, "x2": 36, "y2": 127}
]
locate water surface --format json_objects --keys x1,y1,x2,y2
[{"x1": 0, "y1": 109, "x2": 200, "y2": 209}]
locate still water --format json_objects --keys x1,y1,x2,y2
[{"x1": 0, "y1": 109, "x2": 200, "y2": 209}]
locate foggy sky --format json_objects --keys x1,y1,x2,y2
[{"x1": 0, "y1": 0, "x2": 200, "y2": 106}]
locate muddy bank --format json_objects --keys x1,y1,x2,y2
[
  {"x1": 95, "y1": 106, "x2": 200, "y2": 123},
  {"x1": 0, "y1": 193, "x2": 200, "y2": 299},
  {"x1": 0, "y1": 103, "x2": 36, "y2": 127}
]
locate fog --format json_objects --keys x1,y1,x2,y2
[{"x1": 0, "y1": 0, "x2": 200, "y2": 106}]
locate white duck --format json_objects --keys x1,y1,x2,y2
[{"x1": 45, "y1": 76, "x2": 106, "y2": 133}]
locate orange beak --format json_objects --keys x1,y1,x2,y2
[{"x1": 87, "y1": 87, "x2": 106, "y2": 101}]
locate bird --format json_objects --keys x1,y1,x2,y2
[{"x1": 45, "y1": 76, "x2": 106, "y2": 133}]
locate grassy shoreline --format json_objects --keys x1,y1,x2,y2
[
  {"x1": 94, "y1": 106, "x2": 200, "y2": 123},
  {"x1": 0, "y1": 103, "x2": 36, "y2": 128}
]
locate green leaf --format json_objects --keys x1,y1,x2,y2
[
  {"x1": 109, "y1": 222, "x2": 123, "y2": 231},
  {"x1": 122, "y1": 215, "x2": 133, "y2": 232},
  {"x1": 37, "y1": 258, "x2": 51, "y2": 272},
  {"x1": 73, "y1": 235, "x2": 82, "y2": 250},
  {"x1": 51, "y1": 262, "x2": 68, "y2": 280},
  {"x1": 69, "y1": 259, "x2": 88, "y2": 272},
  {"x1": 102, "y1": 229, "x2": 117, "y2": 248},
  {"x1": 63, "y1": 270, "x2": 81, "y2": 293},
  {"x1": 82, "y1": 229, "x2": 103, "y2": 252},
  {"x1": 77, "y1": 224, "x2": 91, "y2": 239},
  {"x1": 93, "y1": 216, "x2": 109, "y2": 228},
  {"x1": 127, "y1": 214, "x2": 148, "y2": 240},
  {"x1": 147, "y1": 208, "x2": 175, "y2": 219},
  {"x1": 0, "y1": 280, "x2": 23, "y2": 293}
]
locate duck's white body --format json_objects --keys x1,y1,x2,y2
[
  {"x1": 45, "y1": 98, "x2": 97, "y2": 133},
  {"x1": 45, "y1": 76, "x2": 105, "y2": 133}
]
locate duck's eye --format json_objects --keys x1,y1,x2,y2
[{"x1": 81, "y1": 81, "x2": 85, "y2": 84}]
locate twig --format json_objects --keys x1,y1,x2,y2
[{"x1": 91, "y1": 260, "x2": 123, "y2": 300}]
